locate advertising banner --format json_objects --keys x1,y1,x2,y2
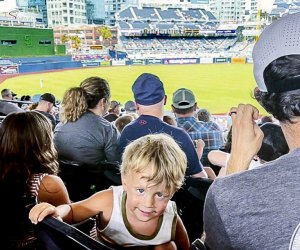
[
  {"x1": 146, "y1": 59, "x2": 162, "y2": 65},
  {"x1": 0, "y1": 65, "x2": 19, "y2": 74},
  {"x1": 100, "y1": 61, "x2": 111, "y2": 67},
  {"x1": 163, "y1": 58, "x2": 198, "y2": 64},
  {"x1": 132, "y1": 59, "x2": 144, "y2": 65},
  {"x1": 231, "y1": 57, "x2": 246, "y2": 64},
  {"x1": 214, "y1": 58, "x2": 229, "y2": 63},
  {"x1": 112, "y1": 60, "x2": 126, "y2": 66},
  {"x1": 82, "y1": 62, "x2": 100, "y2": 67},
  {"x1": 200, "y1": 57, "x2": 214, "y2": 64}
]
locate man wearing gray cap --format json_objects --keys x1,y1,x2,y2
[
  {"x1": 124, "y1": 100, "x2": 137, "y2": 114},
  {"x1": 172, "y1": 88, "x2": 224, "y2": 167},
  {"x1": 203, "y1": 12, "x2": 300, "y2": 249}
]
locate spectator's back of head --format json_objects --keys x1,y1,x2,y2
[
  {"x1": 0, "y1": 111, "x2": 58, "y2": 178},
  {"x1": 257, "y1": 122, "x2": 289, "y2": 162},
  {"x1": 253, "y1": 12, "x2": 300, "y2": 123},
  {"x1": 115, "y1": 115, "x2": 134, "y2": 133},
  {"x1": 172, "y1": 88, "x2": 196, "y2": 114},
  {"x1": 124, "y1": 100, "x2": 137, "y2": 113},
  {"x1": 1, "y1": 89, "x2": 16, "y2": 100},
  {"x1": 21, "y1": 95, "x2": 31, "y2": 102},
  {"x1": 40, "y1": 93, "x2": 56, "y2": 106},
  {"x1": 109, "y1": 100, "x2": 121, "y2": 113},
  {"x1": 163, "y1": 115, "x2": 177, "y2": 126},
  {"x1": 197, "y1": 109, "x2": 211, "y2": 122},
  {"x1": 132, "y1": 73, "x2": 165, "y2": 105},
  {"x1": 60, "y1": 76, "x2": 110, "y2": 123}
]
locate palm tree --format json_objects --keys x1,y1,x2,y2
[
  {"x1": 61, "y1": 34, "x2": 69, "y2": 44},
  {"x1": 97, "y1": 26, "x2": 112, "y2": 47},
  {"x1": 70, "y1": 35, "x2": 81, "y2": 50}
]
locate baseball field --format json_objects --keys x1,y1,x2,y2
[{"x1": 0, "y1": 63, "x2": 267, "y2": 114}]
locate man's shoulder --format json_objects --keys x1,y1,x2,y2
[
  {"x1": 35, "y1": 110, "x2": 53, "y2": 118},
  {"x1": 211, "y1": 155, "x2": 295, "y2": 195},
  {"x1": 121, "y1": 115, "x2": 188, "y2": 137},
  {"x1": 0, "y1": 101, "x2": 24, "y2": 114}
]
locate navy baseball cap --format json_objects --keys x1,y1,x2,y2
[{"x1": 132, "y1": 73, "x2": 165, "y2": 105}]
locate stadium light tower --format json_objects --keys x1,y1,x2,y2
[
  {"x1": 256, "y1": 0, "x2": 275, "y2": 40},
  {"x1": 256, "y1": 6, "x2": 261, "y2": 41}
]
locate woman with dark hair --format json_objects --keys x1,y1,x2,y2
[
  {"x1": 0, "y1": 111, "x2": 70, "y2": 249},
  {"x1": 208, "y1": 122, "x2": 289, "y2": 170},
  {"x1": 257, "y1": 122, "x2": 289, "y2": 162},
  {"x1": 54, "y1": 76, "x2": 120, "y2": 166}
]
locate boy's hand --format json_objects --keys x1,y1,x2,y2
[{"x1": 29, "y1": 202, "x2": 60, "y2": 224}]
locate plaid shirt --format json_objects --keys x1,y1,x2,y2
[{"x1": 177, "y1": 116, "x2": 224, "y2": 164}]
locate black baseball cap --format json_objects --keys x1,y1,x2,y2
[{"x1": 40, "y1": 93, "x2": 56, "y2": 106}]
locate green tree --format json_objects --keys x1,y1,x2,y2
[
  {"x1": 70, "y1": 35, "x2": 81, "y2": 50},
  {"x1": 97, "y1": 26, "x2": 112, "y2": 46},
  {"x1": 61, "y1": 34, "x2": 69, "y2": 44}
]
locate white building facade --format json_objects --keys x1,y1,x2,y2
[{"x1": 47, "y1": 0, "x2": 87, "y2": 27}]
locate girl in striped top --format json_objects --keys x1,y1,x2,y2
[{"x1": 0, "y1": 111, "x2": 70, "y2": 249}]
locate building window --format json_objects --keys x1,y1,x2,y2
[
  {"x1": 1, "y1": 40, "x2": 17, "y2": 45},
  {"x1": 39, "y1": 40, "x2": 52, "y2": 45}
]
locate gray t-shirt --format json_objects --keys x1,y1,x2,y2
[
  {"x1": 54, "y1": 111, "x2": 120, "y2": 166},
  {"x1": 204, "y1": 147, "x2": 300, "y2": 250},
  {"x1": 0, "y1": 101, "x2": 24, "y2": 115}
]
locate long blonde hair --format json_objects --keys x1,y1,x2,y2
[{"x1": 60, "y1": 77, "x2": 110, "y2": 123}]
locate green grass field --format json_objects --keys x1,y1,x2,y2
[{"x1": 0, "y1": 63, "x2": 267, "y2": 114}]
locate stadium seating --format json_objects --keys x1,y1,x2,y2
[
  {"x1": 190, "y1": 238, "x2": 209, "y2": 250},
  {"x1": 34, "y1": 216, "x2": 115, "y2": 250},
  {"x1": 132, "y1": 7, "x2": 159, "y2": 20},
  {"x1": 172, "y1": 177, "x2": 213, "y2": 243},
  {"x1": 58, "y1": 160, "x2": 121, "y2": 201},
  {"x1": 118, "y1": 8, "x2": 135, "y2": 20}
]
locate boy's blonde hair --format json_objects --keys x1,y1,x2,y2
[{"x1": 121, "y1": 133, "x2": 187, "y2": 193}]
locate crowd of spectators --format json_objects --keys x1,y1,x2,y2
[{"x1": 1, "y1": 11, "x2": 300, "y2": 250}]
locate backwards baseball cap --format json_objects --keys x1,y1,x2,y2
[
  {"x1": 172, "y1": 88, "x2": 196, "y2": 109},
  {"x1": 40, "y1": 93, "x2": 56, "y2": 106},
  {"x1": 124, "y1": 100, "x2": 137, "y2": 112},
  {"x1": 132, "y1": 73, "x2": 165, "y2": 105},
  {"x1": 253, "y1": 12, "x2": 300, "y2": 93}
]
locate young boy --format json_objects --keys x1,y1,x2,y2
[{"x1": 29, "y1": 134, "x2": 190, "y2": 249}]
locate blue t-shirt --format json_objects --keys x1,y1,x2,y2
[{"x1": 118, "y1": 115, "x2": 203, "y2": 176}]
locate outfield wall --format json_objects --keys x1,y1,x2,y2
[{"x1": 0, "y1": 55, "x2": 252, "y2": 75}]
